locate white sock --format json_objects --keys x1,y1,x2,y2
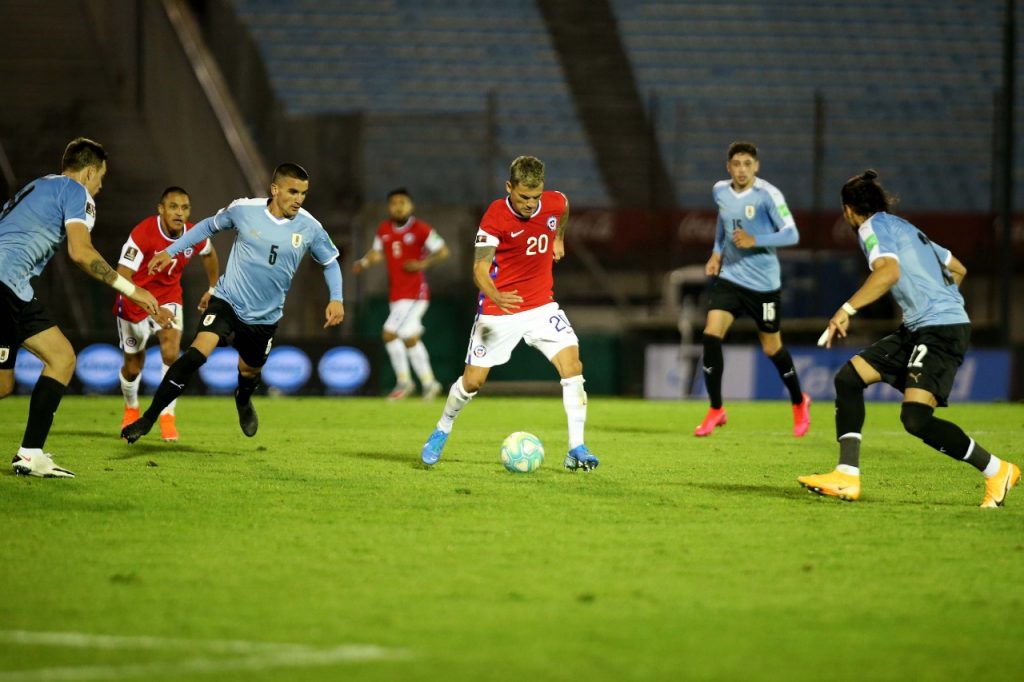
[
  {"x1": 120, "y1": 369, "x2": 141, "y2": 409},
  {"x1": 982, "y1": 455, "x2": 1003, "y2": 478},
  {"x1": 836, "y1": 464, "x2": 860, "y2": 476},
  {"x1": 161, "y1": 363, "x2": 176, "y2": 415},
  {"x1": 561, "y1": 375, "x2": 587, "y2": 449},
  {"x1": 437, "y1": 377, "x2": 476, "y2": 433},
  {"x1": 385, "y1": 339, "x2": 411, "y2": 385},
  {"x1": 17, "y1": 447, "x2": 43, "y2": 458},
  {"x1": 407, "y1": 341, "x2": 436, "y2": 386}
]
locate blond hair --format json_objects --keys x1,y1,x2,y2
[{"x1": 509, "y1": 156, "x2": 545, "y2": 188}]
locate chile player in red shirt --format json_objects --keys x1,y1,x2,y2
[
  {"x1": 420, "y1": 156, "x2": 599, "y2": 471},
  {"x1": 353, "y1": 188, "x2": 449, "y2": 399},
  {"x1": 113, "y1": 187, "x2": 220, "y2": 440}
]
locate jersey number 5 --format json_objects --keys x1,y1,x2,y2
[{"x1": 269, "y1": 244, "x2": 278, "y2": 265}]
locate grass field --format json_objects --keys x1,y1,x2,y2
[{"x1": 1, "y1": 395, "x2": 1022, "y2": 681}]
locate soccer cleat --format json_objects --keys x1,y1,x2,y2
[
  {"x1": 237, "y1": 400, "x2": 258, "y2": 437},
  {"x1": 792, "y1": 393, "x2": 811, "y2": 437},
  {"x1": 387, "y1": 381, "x2": 415, "y2": 401},
  {"x1": 564, "y1": 444, "x2": 599, "y2": 472},
  {"x1": 798, "y1": 469, "x2": 861, "y2": 501},
  {"x1": 422, "y1": 381, "x2": 443, "y2": 400},
  {"x1": 694, "y1": 407, "x2": 727, "y2": 437},
  {"x1": 12, "y1": 452, "x2": 75, "y2": 478},
  {"x1": 159, "y1": 414, "x2": 179, "y2": 442},
  {"x1": 980, "y1": 461, "x2": 1021, "y2": 508},
  {"x1": 121, "y1": 416, "x2": 154, "y2": 444},
  {"x1": 421, "y1": 429, "x2": 449, "y2": 465},
  {"x1": 121, "y1": 406, "x2": 140, "y2": 431}
]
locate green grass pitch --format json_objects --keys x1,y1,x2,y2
[{"x1": 1, "y1": 396, "x2": 1022, "y2": 681}]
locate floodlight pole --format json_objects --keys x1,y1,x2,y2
[{"x1": 998, "y1": 0, "x2": 1016, "y2": 345}]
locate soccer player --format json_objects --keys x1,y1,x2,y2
[
  {"x1": 352, "y1": 188, "x2": 449, "y2": 400},
  {"x1": 695, "y1": 141, "x2": 810, "y2": 437},
  {"x1": 115, "y1": 187, "x2": 220, "y2": 441},
  {"x1": 799, "y1": 170, "x2": 1020, "y2": 507},
  {"x1": 121, "y1": 163, "x2": 344, "y2": 444},
  {"x1": 1, "y1": 138, "x2": 160, "y2": 477},
  {"x1": 419, "y1": 156, "x2": 599, "y2": 471}
]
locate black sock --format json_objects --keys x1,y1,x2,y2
[
  {"x1": 834, "y1": 363, "x2": 867, "y2": 469},
  {"x1": 21, "y1": 376, "x2": 67, "y2": 450},
  {"x1": 235, "y1": 373, "x2": 260, "y2": 407},
  {"x1": 702, "y1": 334, "x2": 724, "y2": 409},
  {"x1": 900, "y1": 402, "x2": 992, "y2": 472},
  {"x1": 143, "y1": 347, "x2": 206, "y2": 422},
  {"x1": 769, "y1": 347, "x2": 803, "y2": 404}
]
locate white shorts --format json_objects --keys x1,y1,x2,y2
[
  {"x1": 465, "y1": 302, "x2": 579, "y2": 368},
  {"x1": 116, "y1": 303, "x2": 183, "y2": 354},
  {"x1": 383, "y1": 299, "x2": 429, "y2": 338}
]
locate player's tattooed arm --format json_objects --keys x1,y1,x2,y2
[
  {"x1": 474, "y1": 245, "x2": 496, "y2": 263},
  {"x1": 89, "y1": 257, "x2": 118, "y2": 285},
  {"x1": 555, "y1": 197, "x2": 570, "y2": 241},
  {"x1": 473, "y1": 246, "x2": 522, "y2": 313}
]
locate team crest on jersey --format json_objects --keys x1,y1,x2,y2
[
  {"x1": 292, "y1": 233, "x2": 303, "y2": 248},
  {"x1": 472, "y1": 345, "x2": 487, "y2": 358},
  {"x1": 547, "y1": 216, "x2": 558, "y2": 231},
  {"x1": 745, "y1": 205, "x2": 755, "y2": 220},
  {"x1": 86, "y1": 202, "x2": 96, "y2": 218},
  {"x1": 0, "y1": 347, "x2": 8, "y2": 363},
  {"x1": 404, "y1": 233, "x2": 415, "y2": 244},
  {"x1": 203, "y1": 314, "x2": 216, "y2": 326}
]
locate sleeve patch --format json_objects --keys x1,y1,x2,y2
[{"x1": 863, "y1": 234, "x2": 878, "y2": 253}]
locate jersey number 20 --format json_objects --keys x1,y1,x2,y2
[{"x1": 526, "y1": 234, "x2": 549, "y2": 255}]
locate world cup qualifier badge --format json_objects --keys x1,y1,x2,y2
[{"x1": 547, "y1": 216, "x2": 558, "y2": 231}]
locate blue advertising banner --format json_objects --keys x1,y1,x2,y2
[
  {"x1": 198, "y1": 347, "x2": 240, "y2": 394},
  {"x1": 318, "y1": 347, "x2": 370, "y2": 395},
  {"x1": 141, "y1": 346, "x2": 165, "y2": 389},
  {"x1": 14, "y1": 349, "x2": 44, "y2": 391},
  {"x1": 74, "y1": 343, "x2": 123, "y2": 393},
  {"x1": 262, "y1": 346, "x2": 313, "y2": 394}
]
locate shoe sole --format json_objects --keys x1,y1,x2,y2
[
  {"x1": 799, "y1": 481, "x2": 858, "y2": 502},
  {"x1": 13, "y1": 464, "x2": 74, "y2": 478},
  {"x1": 694, "y1": 417, "x2": 727, "y2": 437}
]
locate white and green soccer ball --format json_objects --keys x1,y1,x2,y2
[{"x1": 501, "y1": 431, "x2": 545, "y2": 473}]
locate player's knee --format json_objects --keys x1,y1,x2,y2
[
  {"x1": 834, "y1": 362, "x2": 864, "y2": 396},
  {"x1": 51, "y1": 351, "x2": 76, "y2": 383},
  {"x1": 900, "y1": 402, "x2": 934, "y2": 438},
  {"x1": 762, "y1": 338, "x2": 782, "y2": 356},
  {"x1": 403, "y1": 337, "x2": 418, "y2": 348}
]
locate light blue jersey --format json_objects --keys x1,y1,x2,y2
[
  {"x1": 167, "y1": 198, "x2": 339, "y2": 324},
  {"x1": 857, "y1": 213, "x2": 969, "y2": 330},
  {"x1": 713, "y1": 177, "x2": 798, "y2": 292},
  {"x1": 0, "y1": 175, "x2": 97, "y2": 301}
]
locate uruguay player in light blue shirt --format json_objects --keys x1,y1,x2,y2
[
  {"x1": 122, "y1": 163, "x2": 344, "y2": 444},
  {"x1": 1, "y1": 138, "x2": 161, "y2": 478},
  {"x1": 696, "y1": 142, "x2": 810, "y2": 438},
  {"x1": 800, "y1": 170, "x2": 1019, "y2": 507}
]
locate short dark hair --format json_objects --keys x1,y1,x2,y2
[
  {"x1": 727, "y1": 141, "x2": 758, "y2": 160},
  {"x1": 272, "y1": 163, "x2": 309, "y2": 184},
  {"x1": 841, "y1": 169, "x2": 897, "y2": 216},
  {"x1": 159, "y1": 186, "x2": 189, "y2": 202},
  {"x1": 387, "y1": 187, "x2": 411, "y2": 200},
  {"x1": 61, "y1": 137, "x2": 107, "y2": 172}
]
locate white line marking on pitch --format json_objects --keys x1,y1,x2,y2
[{"x1": 0, "y1": 631, "x2": 412, "y2": 681}]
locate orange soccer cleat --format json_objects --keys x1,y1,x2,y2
[
  {"x1": 792, "y1": 393, "x2": 811, "y2": 437},
  {"x1": 159, "y1": 413, "x2": 179, "y2": 442},
  {"x1": 121, "y1": 406, "x2": 140, "y2": 431},
  {"x1": 798, "y1": 469, "x2": 861, "y2": 501},
  {"x1": 694, "y1": 407, "x2": 727, "y2": 437},
  {"x1": 980, "y1": 461, "x2": 1020, "y2": 508}
]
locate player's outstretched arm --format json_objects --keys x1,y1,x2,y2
[
  {"x1": 66, "y1": 222, "x2": 160, "y2": 316},
  {"x1": 403, "y1": 244, "x2": 450, "y2": 272},
  {"x1": 150, "y1": 215, "x2": 224, "y2": 274},
  {"x1": 321, "y1": 259, "x2": 345, "y2": 328},
  {"x1": 473, "y1": 246, "x2": 522, "y2": 313},
  {"x1": 821, "y1": 256, "x2": 900, "y2": 348},
  {"x1": 198, "y1": 245, "x2": 221, "y2": 311},
  {"x1": 353, "y1": 249, "x2": 382, "y2": 274},
  {"x1": 553, "y1": 198, "x2": 570, "y2": 262}
]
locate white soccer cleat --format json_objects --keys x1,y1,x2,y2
[
  {"x1": 387, "y1": 381, "x2": 415, "y2": 400},
  {"x1": 12, "y1": 452, "x2": 76, "y2": 478},
  {"x1": 422, "y1": 381, "x2": 443, "y2": 400}
]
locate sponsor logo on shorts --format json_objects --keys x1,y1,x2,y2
[
  {"x1": 203, "y1": 314, "x2": 216, "y2": 326},
  {"x1": 908, "y1": 372, "x2": 921, "y2": 384},
  {"x1": 0, "y1": 347, "x2": 9, "y2": 363},
  {"x1": 472, "y1": 345, "x2": 487, "y2": 358},
  {"x1": 292, "y1": 233, "x2": 303, "y2": 248},
  {"x1": 546, "y1": 216, "x2": 557, "y2": 231},
  {"x1": 745, "y1": 205, "x2": 755, "y2": 219}
]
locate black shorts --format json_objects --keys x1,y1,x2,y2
[
  {"x1": 707, "y1": 277, "x2": 782, "y2": 333},
  {"x1": 858, "y1": 323, "x2": 971, "y2": 407},
  {"x1": 195, "y1": 296, "x2": 277, "y2": 369},
  {"x1": 0, "y1": 282, "x2": 57, "y2": 370}
]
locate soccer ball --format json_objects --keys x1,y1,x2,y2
[{"x1": 501, "y1": 431, "x2": 545, "y2": 473}]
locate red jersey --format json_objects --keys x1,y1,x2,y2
[
  {"x1": 374, "y1": 217, "x2": 444, "y2": 302},
  {"x1": 475, "y1": 190, "x2": 566, "y2": 315},
  {"x1": 113, "y1": 215, "x2": 211, "y2": 322}
]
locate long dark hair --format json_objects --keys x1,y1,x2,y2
[{"x1": 840, "y1": 169, "x2": 897, "y2": 216}]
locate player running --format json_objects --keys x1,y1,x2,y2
[
  {"x1": 799, "y1": 170, "x2": 1020, "y2": 507},
  {"x1": 114, "y1": 187, "x2": 220, "y2": 441},
  {"x1": 352, "y1": 187, "x2": 449, "y2": 400},
  {"x1": 420, "y1": 156, "x2": 599, "y2": 471},
  {"x1": 121, "y1": 163, "x2": 344, "y2": 444},
  {"x1": 696, "y1": 141, "x2": 811, "y2": 437},
  {"x1": 1, "y1": 138, "x2": 160, "y2": 477}
]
